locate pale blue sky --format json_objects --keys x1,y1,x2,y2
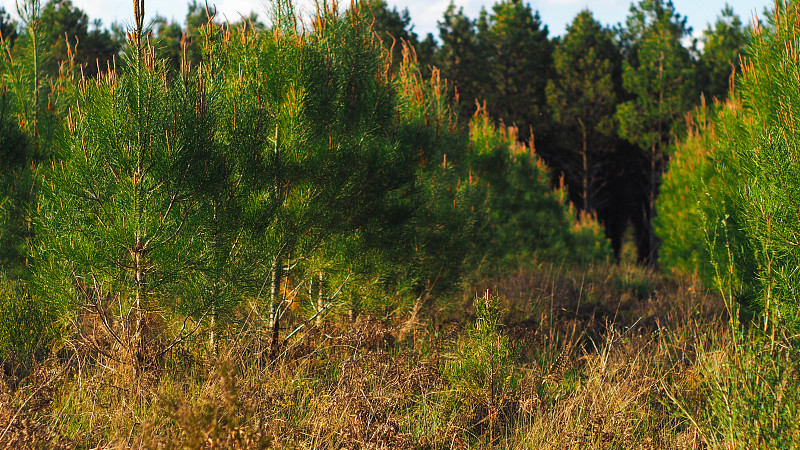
[{"x1": 2, "y1": 0, "x2": 773, "y2": 41}]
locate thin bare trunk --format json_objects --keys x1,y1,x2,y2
[
  {"x1": 269, "y1": 256, "x2": 283, "y2": 359},
  {"x1": 579, "y1": 118, "x2": 589, "y2": 213},
  {"x1": 132, "y1": 0, "x2": 146, "y2": 374},
  {"x1": 315, "y1": 271, "x2": 324, "y2": 326},
  {"x1": 209, "y1": 303, "x2": 216, "y2": 357}
]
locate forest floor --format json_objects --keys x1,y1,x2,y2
[{"x1": 0, "y1": 262, "x2": 727, "y2": 449}]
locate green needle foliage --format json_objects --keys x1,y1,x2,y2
[
  {"x1": 655, "y1": 104, "x2": 717, "y2": 279},
  {"x1": 211, "y1": 1, "x2": 417, "y2": 353},
  {"x1": 698, "y1": 5, "x2": 747, "y2": 102},
  {"x1": 0, "y1": 0, "x2": 72, "y2": 363},
  {"x1": 0, "y1": 0, "x2": 69, "y2": 277},
  {"x1": 33, "y1": 3, "x2": 239, "y2": 369},
  {"x1": 546, "y1": 10, "x2": 619, "y2": 215},
  {"x1": 0, "y1": 0, "x2": 613, "y2": 370},
  {"x1": 702, "y1": 1, "x2": 800, "y2": 335},
  {"x1": 616, "y1": 0, "x2": 697, "y2": 266}
]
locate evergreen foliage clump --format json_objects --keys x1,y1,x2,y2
[
  {"x1": 444, "y1": 292, "x2": 519, "y2": 440},
  {"x1": 655, "y1": 105, "x2": 716, "y2": 279},
  {"x1": 1, "y1": 0, "x2": 72, "y2": 277},
  {"x1": 393, "y1": 48, "x2": 609, "y2": 299},
  {"x1": 0, "y1": 0, "x2": 612, "y2": 370},
  {"x1": 546, "y1": 10, "x2": 619, "y2": 216},
  {"x1": 698, "y1": 5, "x2": 747, "y2": 102},
  {"x1": 33, "y1": 12, "x2": 236, "y2": 368}
]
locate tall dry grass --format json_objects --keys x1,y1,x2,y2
[{"x1": 1, "y1": 262, "x2": 739, "y2": 449}]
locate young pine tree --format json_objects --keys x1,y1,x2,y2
[
  {"x1": 215, "y1": 2, "x2": 415, "y2": 355},
  {"x1": 33, "y1": 2, "x2": 241, "y2": 371},
  {"x1": 703, "y1": 1, "x2": 800, "y2": 334}
]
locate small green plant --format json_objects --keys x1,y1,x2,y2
[
  {"x1": 444, "y1": 291, "x2": 519, "y2": 443},
  {"x1": 0, "y1": 274, "x2": 52, "y2": 363}
]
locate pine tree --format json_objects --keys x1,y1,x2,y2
[
  {"x1": 481, "y1": 0, "x2": 552, "y2": 142},
  {"x1": 364, "y1": 0, "x2": 422, "y2": 70},
  {"x1": 546, "y1": 10, "x2": 620, "y2": 214},
  {"x1": 33, "y1": 1, "x2": 243, "y2": 371},
  {"x1": 616, "y1": 0, "x2": 697, "y2": 266},
  {"x1": 0, "y1": 0, "x2": 69, "y2": 278},
  {"x1": 37, "y1": 0, "x2": 121, "y2": 77},
  {"x1": 655, "y1": 102, "x2": 716, "y2": 277},
  {"x1": 0, "y1": 7, "x2": 19, "y2": 47},
  {"x1": 214, "y1": 2, "x2": 415, "y2": 356},
  {"x1": 151, "y1": 16, "x2": 184, "y2": 72},
  {"x1": 437, "y1": 3, "x2": 488, "y2": 117},
  {"x1": 702, "y1": 1, "x2": 800, "y2": 333},
  {"x1": 698, "y1": 5, "x2": 746, "y2": 102}
]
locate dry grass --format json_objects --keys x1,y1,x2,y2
[{"x1": 0, "y1": 263, "x2": 735, "y2": 449}]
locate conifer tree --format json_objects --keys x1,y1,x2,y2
[
  {"x1": 33, "y1": 1, "x2": 243, "y2": 371},
  {"x1": 151, "y1": 16, "x2": 184, "y2": 72},
  {"x1": 481, "y1": 0, "x2": 552, "y2": 142},
  {"x1": 616, "y1": 0, "x2": 697, "y2": 266},
  {"x1": 0, "y1": 7, "x2": 18, "y2": 47},
  {"x1": 215, "y1": 2, "x2": 415, "y2": 356},
  {"x1": 655, "y1": 103, "x2": 716, "y2": 277},
  {"x1": 364, "y1": 0, "x2": 435, "y2": 72},
  {"x1": 546, "y1": 10, "x2": 620, "y2": 214},
  {"x1": 698, "y1": 5, "x2": 746, "y2": 101},
  {"x1": 0, "y1": 0, "x2": 69, "y2": 278},
  {"x1": 437, "y1": 3, "x2": 488, "y2": 117},
  {"x1": 37, "y1": 0, "x2": 121, "y2": 77},
  {"x1": 702, "y1": 1, "x2": 800, "y2": 333}
]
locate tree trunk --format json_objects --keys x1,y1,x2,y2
[
  {"x1": 209, "y1": 302, "x2": 216, "y2": 357},
  {"x1": 269, "y1": 256, "x2": 283, "y2": 359},
  {"x1": 132, "y1": 240, "x2": 145, "y2": 374},
  {"x1": 580, "y1": 119, "x2": 590, "y2": 213},
  {"x1": 315, "y1": 271, "x2": 325, "y2": 326}
]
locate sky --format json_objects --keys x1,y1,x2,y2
[{"x1": 2, "y1": 0, "x2": 774, "y2": 41}]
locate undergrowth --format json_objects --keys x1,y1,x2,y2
[{"x1": 0, "y1": 263, "x2": 737, "y2": 449}]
